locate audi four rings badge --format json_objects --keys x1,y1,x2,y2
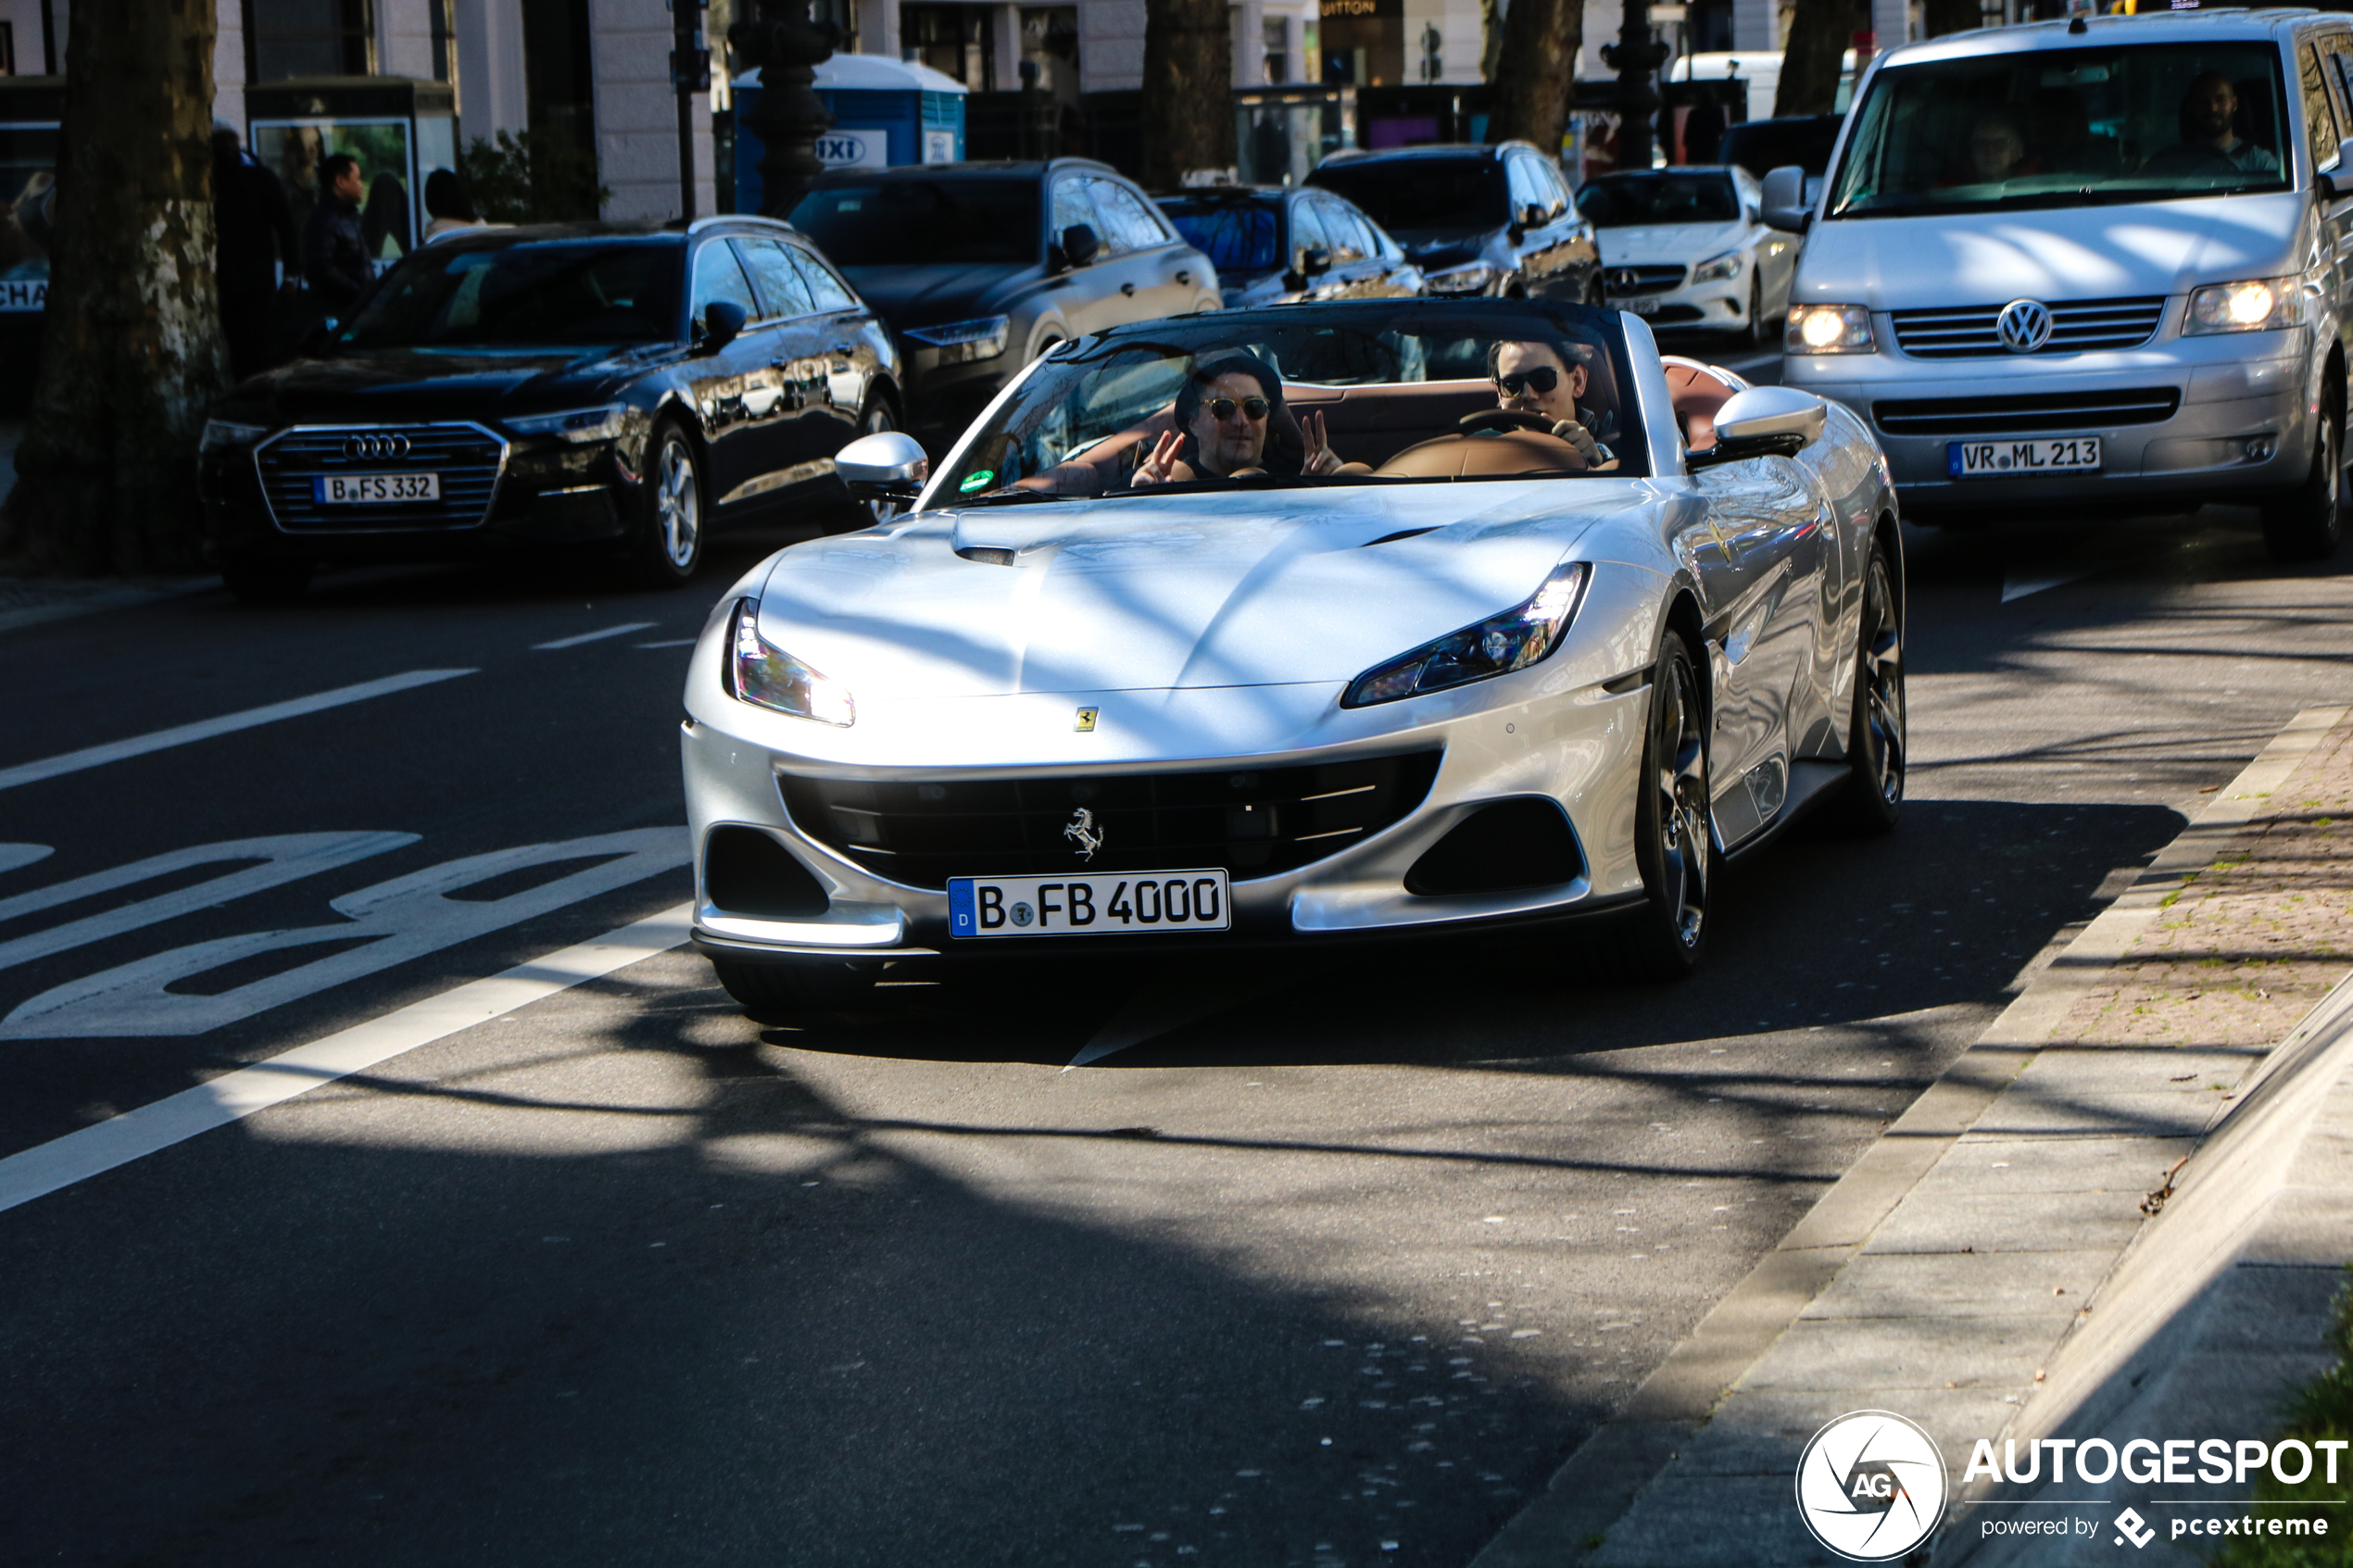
[{"x1": 343, "y1": 433, "x2": 412, "y2": 460}]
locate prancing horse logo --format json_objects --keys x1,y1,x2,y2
[{"x1": 1063, "y1": 807, "x2": 1104, "y2": 862}]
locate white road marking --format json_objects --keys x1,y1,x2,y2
[
  {"x1": 534, "y1": 622, "x2": 656, "y2": 650},
  {"x1": 2002, "y1": 568, "x2": 2098, "y2": 603},
  {"x1": 0, "y1": 833, "x2": 418, "y2": 973},
  {"x1": 1, "y1": 827, "x2": 691, "y2": 1038},
  {"x1": 0, "y1": 844, "x2": 54, "y2": 876},
  {"x1": 0, "y1": 902, "x2": 694, "y2": 1215},
  {"x1": 0, "y1": 669, "x2": 476, "y2": 794},
  {"x1": 1064, "y1": 964, "x2": 1278, "y2": 1069},
  {"x1": 634, "y1": 638, "x2": 698, "y2": 649}
]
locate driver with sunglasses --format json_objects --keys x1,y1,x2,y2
[
  {"x1": 1131, "y1": 353, "x2": 1364, "y2": 485},
  {"x1": 1489, "y1": 340, "x2": 1617, "y2": 470}
]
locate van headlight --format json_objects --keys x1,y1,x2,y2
[
  {"x1": 2186, "y1": 278, "x2": 2300, "y2": 334},
  {"x1": 1786, "y1": 303, "x2": 1875, "y2": 354},
  {"x1": 727, "y1": 600, "x2": 855, "y2": 726},
  {"x1": 1692, "y1": 250, "x2": 1743, "y2": 284},
  {"x1": 1343, "y1": 562, "x2": 1588, "y2": 708}
]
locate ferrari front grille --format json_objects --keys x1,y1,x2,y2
[{"x1": 780, "y1": 751, "x2": 1443, "y2": 889}]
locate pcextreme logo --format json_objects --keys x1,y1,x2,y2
[{"x1": 1795, "y1": 1411, "x2": 1949, "y2": 1562}]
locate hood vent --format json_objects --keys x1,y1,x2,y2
[
  {"x1": 956, "y1": 546, "x2": 1019, "y2": 566},
  {"x1": 1364, "y1": 528, "x2": 1439, "y2": 547}
]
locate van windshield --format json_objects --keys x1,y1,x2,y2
[{"x1": 1828, "y1": 41, "x2": 2292, "y2": 217}]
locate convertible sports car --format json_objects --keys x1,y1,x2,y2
[{"x1": 679, "y1": 299, "x2": 1906, "y2": 1015}]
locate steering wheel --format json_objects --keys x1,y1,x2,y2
[{"x1": 1458, "y1": 408, "x2": 1556, "y2": 436}]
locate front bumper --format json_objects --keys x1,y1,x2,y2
[
  {"x1": 1787, "y1": 322, "x2": 2311, "y2": 511},
  {"x1": 1609, "y1": 268, "x2": 1750, "y2": 332},
  {"x1": 679, "y1": 572, "x2": 1664, "y2": 960}
]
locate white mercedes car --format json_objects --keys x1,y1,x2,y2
[
  {"x1": 679, "y1": 300, "x2": 1905, "y2": 1016},
  {"x1": 1579, "y1": 167, "x2": 1802, "y2": 347}
]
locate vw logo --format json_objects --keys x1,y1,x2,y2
[
  {"x1": 1793, "y1": 1410, "x2": 1947, "y2": 1562},
  {"x1": 342, "y1": 433, "x2": 411, "y2": 461},
  {"x1": 1995, "y1": 298, "x2": 2055, "y2": 354}
]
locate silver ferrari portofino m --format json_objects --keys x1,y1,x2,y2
[{"x1": 679, "y1": 299, "x2": 1906, "y2": 1015}]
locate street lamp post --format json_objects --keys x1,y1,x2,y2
[
  {"x1": 1598, "y1": 0, "x2": 1669, "y2": 170},
  {"x1": 672, "y1": 0, "x2": 711, "y2": 220},
  {"x1": 729, "y1": 0, "x2": 838, "y2": 220}
]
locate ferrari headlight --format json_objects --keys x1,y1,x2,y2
[
  {"x1": 727, "y1": 599, "x2": 854, "y2": 726},
  {"x1": 200, "y1": 419, "x2": 269, "y2": 453},
  {"x1": 1786, "y1": 303, "x2": 1875, "y2": 354},
  {"x1": 2186, "y1": 278, "x2": 2299, "y2": 334},
  {"x1": 1692, "y1": 250, "x2": 1743, "y2": 284},
  {"x1": 1342, "y1": 562, "x2": 1589, "y2": 709},
  {"x1": 904, "y1": 316, "x2": 1011, "y2": 364},
  {"x1": 505, "y1": 405, "x2": 628, "y2": 443},
  {"x1": 1424, "y1": 263, "x2": 1499, "y2": 295}
]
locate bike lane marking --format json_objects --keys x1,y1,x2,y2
[
  {"x1": 0, "y1": 900, "x2": 693, "y2": 1215},
  {"x1": 0, "y1": 669, "x2": 477, "y2": 793}
]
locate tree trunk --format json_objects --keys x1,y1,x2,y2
[
  {"x1": 1139, "y1": 0, "x2": 1235, "y2": 191},
  {"x1": 1774, "y1": 0, "x2": 1852, "y2": 118},
  {"x1": 1922, "y1": 0, "x2": 1978, "y2": 38},
  {"x1": 1488, "y1": 0, "x2": 1582, "y2": 155},
  {"x1": 1, "y1": 0, "x2": 226, "y2": 575}
]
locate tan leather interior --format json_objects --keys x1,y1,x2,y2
[
  {"x1": 1374, "y1": 428, "x2": 1588, "y2": 480},
  {"x1": 1663, "y1": 358, "x2": 1743, "y2": 453}
]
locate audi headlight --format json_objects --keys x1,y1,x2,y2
[
  {"x1": 1786, "y1": 303, "x2": 1875, "y2": 355},
  {"x1": 1692, "y1": 250, "x2": 1743, "y2": 284},
  {"x1": 505, "y1": 405, "x2": 628, "y2": 443},
  {"x1": 2186, "y1": 277, "x2": 2300, "y2": 334},
  {"x1": 904, "y1": 316, "x2": 1011, "y2": 364},
  {"x1": 1425, "y1": 263, "x2": 1499, "y2": 295},
  {"x1": 200, "y1": 419, "x2": 269, "y2": 453},
  {"x1": 1342, "y1": 562, "x2": 1589, "y2": 709},
  {"x1": 727, "y1": 600, "x2": 854, "y2": 726}
]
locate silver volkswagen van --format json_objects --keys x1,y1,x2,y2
[{"x1": 1776, "y1": 7, "x2": 2350, "y2": 561}]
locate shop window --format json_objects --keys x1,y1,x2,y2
[
  {"x1": 244, "y1": 0, "x2": 376, "y2": 82},
  {"x1": 904, "y1": 5, "x2": 994, "y2": 92},
  {"x1": 1263, "y1": 16, "x2": 1288, "y2": 84},
  {"x1": 428, "y1": 0, "x2": 455, "y2": 84}
]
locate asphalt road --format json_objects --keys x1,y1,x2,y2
[{"x1": 2, "y1": 426, "x2": 2349, "y2": 1567}]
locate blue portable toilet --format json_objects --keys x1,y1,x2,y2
[{"x1": 734, "y1": 55, "x2": 969, "y2": 216}]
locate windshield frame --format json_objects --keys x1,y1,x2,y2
[
  {"x1": 912, "y1": 298, "x2": 1655, "y2": 512},
  {"x1": 1823, "y1": 32, "x2": 2301, "y2": 221}
]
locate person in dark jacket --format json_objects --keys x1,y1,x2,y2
[
  {"x1": 302, "y1": 152, "x2": 373, "y2": 311},
  {"x1": 1682, "y1": 94, "x2": 1728, "y2": 166},
  {"x1": 211, "y1": 122, "x2": 299, "y2": 381}
]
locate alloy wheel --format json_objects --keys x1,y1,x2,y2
[
  {"x1": 656, "y1": 438, "x2": 700, "y2": 570},
  {"x1": 1857, "y1": 560, "x2": 1906, "y2": 809},
  {"x1": 1653, "y1": 655, "x2": 1711, "y2": 950}
]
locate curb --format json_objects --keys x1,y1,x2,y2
[{"x1": 1467, "y1": 705, "x2": 2351, "y2": 1568}]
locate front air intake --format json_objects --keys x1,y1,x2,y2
[
  {"x1": 704, "y1": 826, "x2": 830, "y2": 917},
  {"x1": 1405, "y1": 798, "x2": 1584, "y2": 896}
]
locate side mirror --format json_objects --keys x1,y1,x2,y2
[
  {"x1": 2322, "y1": 169, "x2": 2342, "y2": 202},
  {"x1": 834, "y1": 429, "x2": 930, "y2": 497},
  {"x1": 696, "y1": 299, "x2": 747, "y2": 355},
  {"x1": 1759, "y1": 165, "x2": 1811, "y2": 233},
  {"x1": 1060, "y1": 222, "x2": 1101, "y2": 269},
  {"x1": 1688, "y1": 385, "x2": 1828, "y2": 468}
]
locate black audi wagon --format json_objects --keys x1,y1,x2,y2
[{"x1": 197, "y1": 217, "x2": 901, "y2": 601}]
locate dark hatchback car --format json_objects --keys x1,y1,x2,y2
[
  {"x1": 1307, "y1": 141, "x2": 1600, "y2": 304},
  {"x1": 787, "y1": 159, "x2": 1222, "y2": 452},
  {"x1": 1154, "y1": 185, "x2": 1423, "y2": 307},
  {"x1": 198, "y1": 217, "x2": 901, "y2": 600}
]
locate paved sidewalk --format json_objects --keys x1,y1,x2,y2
[{"x1": 1474, "y1": 706, "x2": 2353, "y2": 1568}]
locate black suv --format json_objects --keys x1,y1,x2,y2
[
  {"x1": 1155, "y1": 185, "x2": 1424, "y2": 307},
  {"x1": 197, "y1": 217, "x2": 901, "y2": 600},
  {"x1": 1307, "y1": 142, "x2": 1600, "y2": 304},
  {"x1": 788, "y1": 159, "x2": 1223, "y2": 452}
]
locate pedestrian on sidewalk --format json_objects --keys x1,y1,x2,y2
[
  {"x1": 301, "y1": 153, "x2": 372, "y2": 315},
  {"x1": 210, "y1": 122, "x2": 299, "y2": 383}
]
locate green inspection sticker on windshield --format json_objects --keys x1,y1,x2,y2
[{"x1": 960, "y1": 470, "x2": 995, "y2": 493}]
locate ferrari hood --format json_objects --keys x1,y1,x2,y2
[{"x1": 753, "y1": 483, "x2": 1645, "y2": 698}]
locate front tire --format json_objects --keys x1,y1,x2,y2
[
  {"x1": 711, "y1": 957, "x2": 879, "y2": 1022},
  {"x1": 625, "y1": 420, "x2": 706, "y2": 588},
  {"x1": 2264, "y1": 386, "x2": 2344, "y2": 563},
  {"x1": 1598, "y1": 630, "x2": 1713, "y2": 982},
  {"x1": 1818, "y1": 546, "x2": 1906, "y2": 836},
  {"x1": 1741, "y1": 272, "x2": 1769, "y2": 349}
]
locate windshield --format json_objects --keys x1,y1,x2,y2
[
  {"x1": 1577, "y1": 172, "x2": 1742, "y2": 226},
  {"x1": 1161, "y1": 201, "x2": 1282, "y2": 275},
  {"x1": 1310, "y1": 159, "x2": 1506, "y2": 233},
  {"x1": 788, "y1": 179, "x2": 1041, "y2": 266},
  {"x1": 1829, "y1": 41, "x2": 2291, "y2": 218},
  {"x1": 333, "y1": 239, "x2": 682, "y2": 350},
  {"x1": 936, "y1": 301, "x2": 1646, "y2": 504}
]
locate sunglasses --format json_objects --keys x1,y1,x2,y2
[
  {"x1": 1204, "y1": 396, "x2": 1270, "y2": 422},
  {"x1": 1495, "y1": 366, "x2": 1562, "y2": 396}
]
